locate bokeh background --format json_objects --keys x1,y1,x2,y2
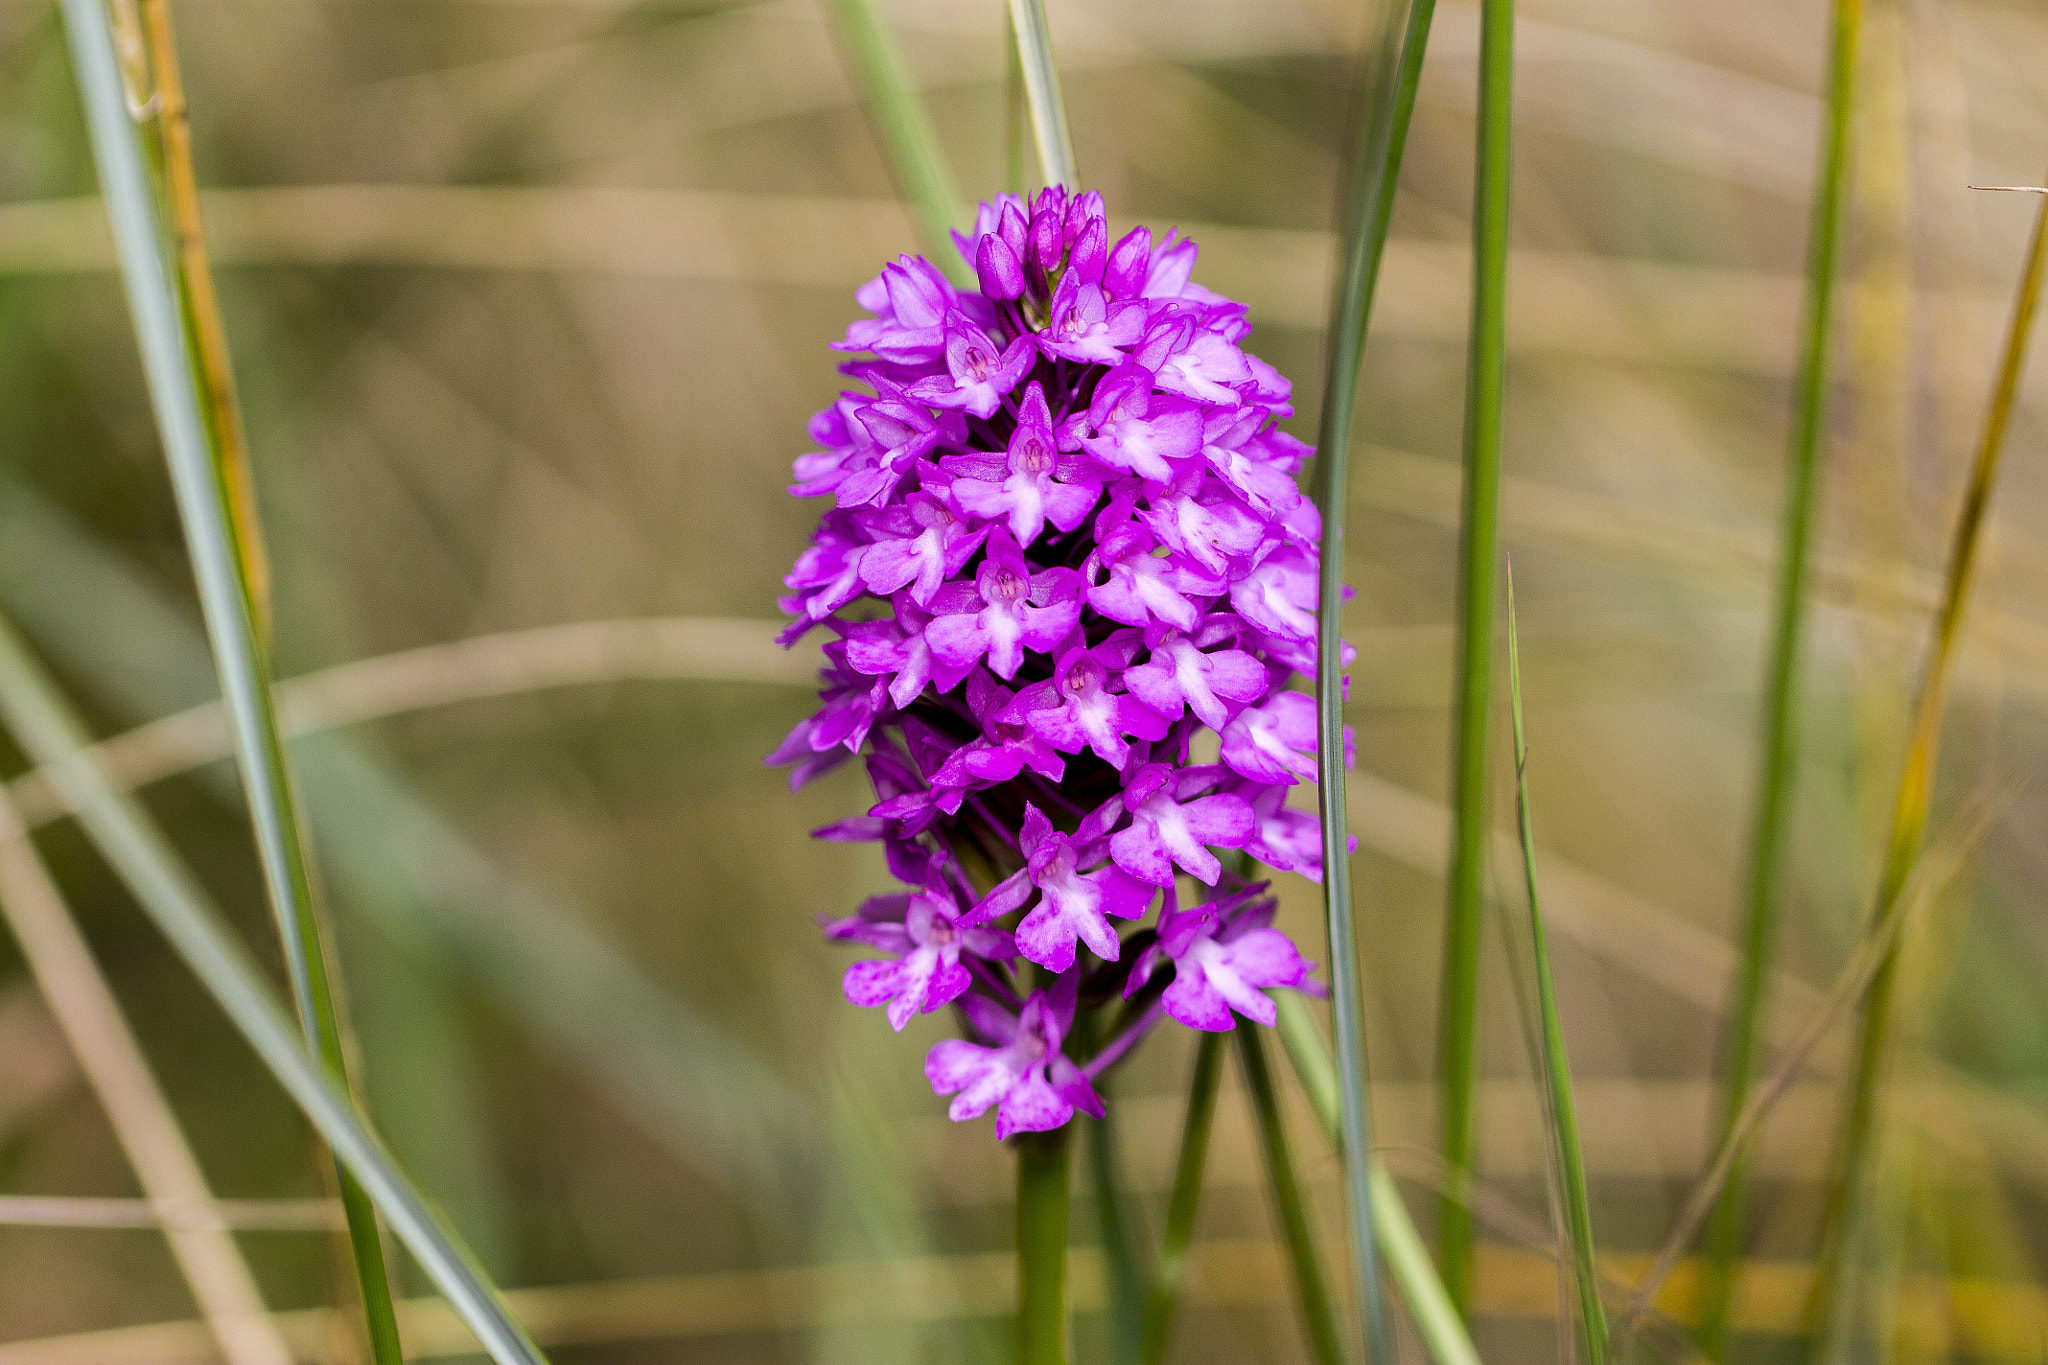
[{"x1": 0, "y1": 0, "x2": 2046, "y2": 1359}]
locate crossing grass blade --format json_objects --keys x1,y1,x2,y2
[
  {"x1": 1309, "y1": 0, "x2": 1439, "y2": 1355},
  {"x1": 1504, "y1": 562, "x2": 1606, "y2": 1364},
  {"x1": 1438, "y1": 0, "x2": 1514, "y2": 1316},
  {"x1": 1140, "y1": 1032, "x2": 1224, "y2": 1365},
  {"x1": 1003, "y1": 0, "x2": 1075, "y2": 189},
  {"x1": 820, "y1": 0, "x2": 973, "y2": 286},
  {"x1": 1699, "y1": 2, "x2": 1865, "y2": 1353},
  {"x1": 0, "y1": 612, "x2": 549, "y2": 1365},
  {"x1": 1236, "y1": 1024, "x2": 1345, "y2": 1365},
  {"x1": 1274, "y1": 993, "x2": 1482, "y2": 1365},
  {"x1": 1806, "y1": 172, "x2": 2047, "y2": 1360}
]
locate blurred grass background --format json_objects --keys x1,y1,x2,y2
[{"x1": 0, "y1": 0, "x2": 2046, "y2": 1359}]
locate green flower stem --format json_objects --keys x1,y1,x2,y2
[
  {"x1": 1237, "y1": 1025, "x2": 1345, "y2": 1365},
  {"x1": 1506, "y1": 564, "x2": 1606, "y2": 1364},
  {"x1": 1807, "y1": 173, "x2": 2047, "y2": 1361},
  {"x1": 1004, "y1": 0, "x2": 1076, "y2": 189},
  {"x1": 1700, "y1": 1, "x2": 1864, "y2": 1354},
  {"x1": 58, "y1": 0, "x2": 405, "y2": 1352},
  {"x1": 0, "y1": 613, "x2": 546, "y2": 1365},
  {"x1": 1274, "y1": 993, "x2": 1482, "y2": 1365},
  {"x1": 1438, "y1": 0, "x2": 1514, "y2": 1317},
  {"x1": 821, "y1": 0, "x2": 972, "y2": 286},
  {"x1": 1310, "y1": 2, "x2": 1438, "y2": 1357},
  {"x1": 1140, "y1": 1031, "x2": 1225, "y2": 1364},
  {"x1": 1016, "y1": 1127, "x2": 1073, "y2": 1365}
]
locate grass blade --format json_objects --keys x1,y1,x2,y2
[
  {"x1": 1438, "y1": 0, "x2": 1514, "y2": 1315},
  {"x1": 0, "y1": 789, "x2": 292, "y2": 1365},
  {"x1": 1310, "y1": 0, "x2": 1439, "y2": 1355},
  {"x1": 1004, "y1": 0, "x2": 1075, "y2": 189},
  {"x1": 1140, "y1": 1032, "x2": 1224, "y2": 1365},
  {"x1": 57, "y1": 0, "x2": 403, "y2": 1350},
  {"x1": 1016, "y1": 1128, "x2": 1073, "y2": 1365},
  {"x1": 820, "y1": 0, "x2": 973, "y2": 286},
  {"x1": 0, "y1": 614, "x2": 548, "y2": 1365},
  {"x1": 1699, "y1": 1, "x2": 1865, "y2": 1353},
  {"x1": 1504, "y1": 563, "x2": 1606, "y2": 1364},
  {"x1": 1807, "y1": 174, "x2": 2048, "y2": 1359},
  {"x1": 1614, "y1": 792, "x2": 2003, "y2": 1352},
  {"x1": 1076, "y1": 1013, "x2": 1146, "y2": 1363},
  {"x1": 1274, "y1": 994, "x2": 1482, "y2": 1365},
  {"x1": 1236, "y1": 1024, "x2": 1345, "y2": 1365}
]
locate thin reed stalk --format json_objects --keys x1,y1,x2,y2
[
  {"x1": 1016, "y1": 1128, "x2": 1072, "y2": 1365},
  {"x1": 1004, "y1": 0, "x2": 1075, "y2": 189},
  {"x1": 820, "y1": 0, "x2": 972, "y2": 285},
  {"x1": 1078, "y1": 1014, "x2": 1145, "y2": 1363},
  {"x1": 1806, "y1": 176, "x2": 2048, "y2": 1360},
  {"x1": 1274, "y1": 993, "x2": 1482, "y2": 1365},
  {"x1": 1310, "y1": 1, "x2": 1439, "y2": 1356},
  {"x1": 1140, "y1": 1032, "x2": 1224, "y2": 1365},
  {"x1": 1700, "y1": 2, "x2": 1865, "y2": 1353},
  {"x1": 1505, "y1": 562, "x2": 1606, "y2": 1364},
  {"x1": 1236, "y1": 1024, "x2": 1345, "y2": 1365},
  {"x1": 0, "y1": 612, "x2": 548, "y2": 1365},
  {"x1": 0, "y1": 787, "x2": 292, "y2": 1365},
  {"x1": 1438, "y1": 0, "x2": 1515, "y2": 1316},
  {"x1": 56, "y1": 0, "x2": 402, "y2": 1353}
]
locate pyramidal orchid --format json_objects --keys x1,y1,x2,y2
[{"x1": 775, "y1": 188, "x2": 1353, "y2": 1139}]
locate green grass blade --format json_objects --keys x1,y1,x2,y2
[
  {"x1": 0, "y1": 614, "x2": 548, "y2": 1365},
  {"x1": 57, "y1": 0, "x2": 403, "y2": 1352},
  {"x1": 1505, "y1": 563, "x2": 1606, "y2": 1364},
  {"x1": 1274, "y1": 994, "x2": 1481, "y2": 1365},
  {"x1": 1076, "y1": 1013, "x2": 1146, "y2": 1363},
  {"x1": 821, "y1": 0, "x2": 973, "y2": 286},
  {"x1": 1003, "y1": 0, "x2": 1075, "y2": 189},
  {"x1": 1806, "y1": 174, "x2": 2047, "y2": 1362},
  {"x1": 1236, "y1": 1024, "x2": 1345, "y2": 1365},
  {"x1": 1438, "y1": 0, "x2": 1514, "y2": 1316},
  {"x1": 1309, "y1": 2, "x2": 1438, "y2": 1357},
  {"x1": 1141, "y1": 1031, "x2": 1224, "y2": 1365},
  {"x1": 1700, "y1": 1, "x2": 1864, "y2": 1353},
  {"x1": 1016, "y1": 1128, "x2": 1073, "y2": 1365}
]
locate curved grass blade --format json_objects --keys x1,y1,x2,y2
[
  {"x1": 1140, "y1": 1032, "x2": 1224, "y2": 1365},
  {"x1": 1504, "y1": 563, "x2": 1606, "y2": 1364},
  {"x1": 1310, "y1": 0, "x2": 1439, "y2": 1355},
  {"x1": 56, "y1": 0, "x2": 403, "y2": 1352},
  {"x1": 1274, "y1": 994, "x2": 1481, "y2": 1365},
  {"x1": 1075, "y1": 1013, "x2": 1146, "y2": 1362},
  {"x1": 1004, "y1": 0, "x2": 1075, "y2": 189},
  {"x1": 821, "y1": 0, "x2": 973, "y2": 286},
  {"x1": 1236, "y1": 1025, "x2": 1345, "y2": 1365},
  {"x1": 0, "y1": 789, "x2": 292, "y2": 1365},
  {"x1": 1613, "y1": 792, "x2": 2003, "y2": 1354},
  {"x1": 1699, "y1": 2, "x2": 1865, "y2": 1353},
  {"x1": 1806, "y1": 172, "x2": 2048, "y2": 1361},
  {"x1": 1438, "y1": 0, "x2": 1514, "y2": 1316},
  {"x1": 0, "y1": 614, "x2": 548, "y2": 1365}
]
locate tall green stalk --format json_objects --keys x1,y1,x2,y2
[
  {"x1": 1505, "y1": 563, "x2": 1606, "y2": 1364},
  {"x1": 1438, "y1": 0, "x2": 1514, "y2": 1316},
  {"x1": 1806, "y1": 178, "x2": 2047, "y2": 1362},
  {"x1": 1310, "y1": 2, "x2": 1437, "y2": 1357},
  {"x1": 1237, "y1": 1025, "x2": 1345, "y2": 1365},
  {"x1": 0, "y1": 613, "x2": 547, "y2": 1365},
  {"x1": 1700, "y1": 2, "x2": 1864, "y2": 1355},
  {"x1": 1077, "y1": 1014, "x2": 1146, "y2": 1363},
  {"x1": 1004, "y1": 0, "x2": 1075, "y2": 189},
  {"x1": 821, "y1": 0, "x2": 973, "y2": 286},
  {"x1": 1016, "y1": 1128, "x2": 1073, "y2": 1365},
  {"x1": 1140, "y1": 1032, "x2": 1224, "y2": 1365},
  {"x1": 58, "y1": 0, "x2": 402, "y2": 1352}
]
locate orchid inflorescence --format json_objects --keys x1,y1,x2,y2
[{"x1": 773, "y1": 187, "x2": 1353, "y2": 1141}]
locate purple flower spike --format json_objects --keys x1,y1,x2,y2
[
  {"x1": 1010, "y1": 804, "x2": 1155, "y2": 972},
  {"x1": 833, "y1": 887, "x2": 1015, "y2": 1032},
  {"x1": 780, "y1": 190, "x2": 1352, "y2": 1139},
  {"x1": 1110, "y1": 763, "x2": 1255, "y2": 887},
  {"x1": 925, "y1": 986, "x2": 1104, "y2": 1139}
]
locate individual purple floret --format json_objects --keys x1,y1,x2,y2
[{"x1": 776, "y1": 188, "x2": 1355, "y2": 1139}]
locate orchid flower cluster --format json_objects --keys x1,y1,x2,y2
[{"x1": 773, "y1": 188, "x2": 1352, "y2": 1141}]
